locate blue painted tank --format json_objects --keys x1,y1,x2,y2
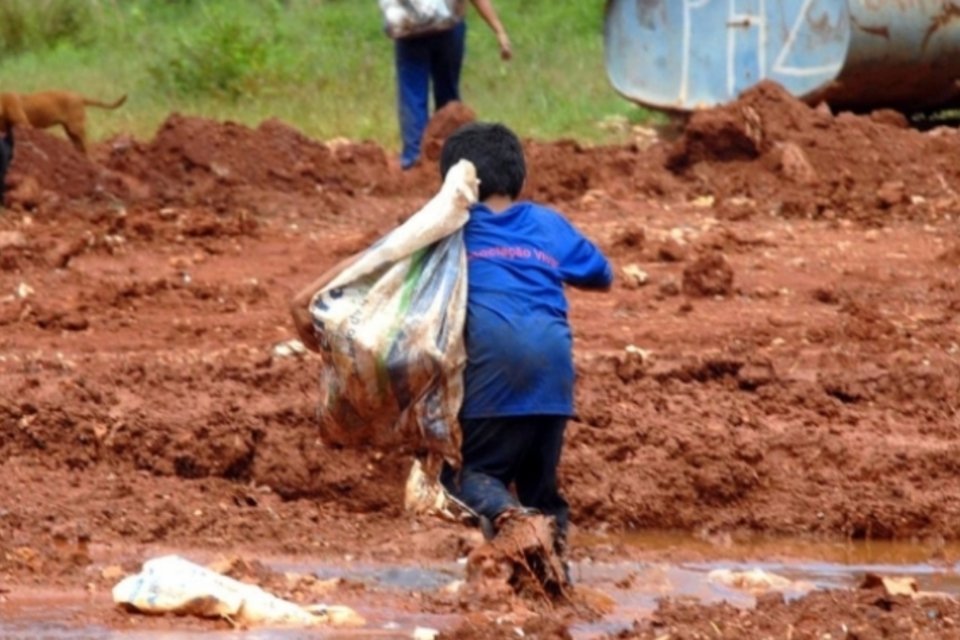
[{"x1": 604, "y1": 0, "x2": 960, "y2": 113}]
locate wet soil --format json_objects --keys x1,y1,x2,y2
[
  {"x1": 1, "y1": 82, "x2": 959, "y2": 635},
  {"x1": 623, "y1": 586, "x2": 960, "y2": 639}
]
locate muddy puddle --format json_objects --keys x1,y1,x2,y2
[{"x1": 3, "y1": 533, "x2": 959, "y2": 639}]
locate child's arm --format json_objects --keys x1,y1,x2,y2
[
  {"x1": 554, "y1": 218, "x2": 614, "y2": 292},
  {"x1": 569, "y1": 274, "x2": 612, "y2": 292},
  {"x1": 289, "y1": 252, "x2": 363, "y2": 352}
]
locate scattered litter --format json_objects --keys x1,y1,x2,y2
[
  {"x1": 113, "y1": 555, "x2": 365, "y2": 628},
  {"x1": 0, "y1": 231, "x2": 27, "y2": 249},
  {"x1": 624, "y1": 344, "x2": 652, "y2": 362},
  {"x1": 861, "y1": 573, "x2": 957, "y2": 601},
  {"x1": 441, "y1": 579, "x2": 464, "y2": 594},
  {"x1": 15, "y1": 283, "x2": 34, "y2": 299},
  {"x1": 707, "y1": 568, "x2": 814, "y2": 596},
  {"x1": 622, "y1": 264, "x2": 649, "y2": 288},
  {"x1": 272, "y1": 339, "x2": 307, "y2": 358},
  {"x1": 691, "y1": 195, "x2": 715, "y2": 208},
  {"x1": 404, "y1": 457, "x2": 468, "y2": 519}
]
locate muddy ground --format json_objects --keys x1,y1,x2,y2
[{"x1": 1, "y1": 82, "x2": 959, "y2": 636}]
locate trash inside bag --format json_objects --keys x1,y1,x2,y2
[
  {"x1": 112, "y1": 555, "x2": 364, "y2": 628},
  {"x1": 310, "y1": 160, "x2": 477, "y2": 465},
  {"x1": 379, "y1": 0, "x2": 464, "y2": 39}
]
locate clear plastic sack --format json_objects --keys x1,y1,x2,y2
[{"x1": 310, "y1": 160, "x2": 477, "y2": 469}]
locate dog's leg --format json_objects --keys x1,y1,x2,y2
[
  {"x1": 66, "y1": 130, "x2": 87, "y2": 153},
  {"x1": 61, "y1": 100, "x2": 89, "y2": 153},
  {"x1": 63, "y1": 122, "x2": 87, "y2": 154}
]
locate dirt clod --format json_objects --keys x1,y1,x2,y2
[
  {"x1": 682, "y1": 252, "x2": 734, "y2": 297},
  {"x1": 656, "y1": 238, "x2": 687, "y2": 262},
  {"x1": 421, "y1": 101, "x2": 477, "y2": 162},
  {"x1": 465, "y1": 514, "x2": 570, "y2": 607}
]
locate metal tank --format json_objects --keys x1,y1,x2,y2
[{"x1": 604, "y1": 0, "x2": 960, "y2": 113}]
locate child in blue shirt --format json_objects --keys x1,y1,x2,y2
[{"x1": 438, "y1": 123, "x2": 613, "y2": 553}]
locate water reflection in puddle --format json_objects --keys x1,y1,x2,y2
[
  {"x1": 269, "y1": 559, "x2": 461, "y2": 592},
  {"x1": 3, "y1": 533, "x2": 959, "y2": 639},
  {"x1": 570, "y1": 531, "x2": 960, "y2": 636}
]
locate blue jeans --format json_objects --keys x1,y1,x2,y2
[
  {"x1": 394, "y1": 21, "x2": 467, "y2": 169},
  {"x1": 441, "y1": 415, "x2": 570, "y2": 539}
]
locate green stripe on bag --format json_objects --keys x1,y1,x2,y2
[{"x1": 374, "y1": 248, "x2": 427, "y2": 395}]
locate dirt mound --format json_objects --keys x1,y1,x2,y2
[
  {"x1": 7, "y1": 86, "x2": 960, "y2": 221},
  {"x1": 6, "y1": 127, "x2": 128, "y2": 206},
  {"x1": 103, "y1": 114, "x2": 392, "y2": 206},
  {"x1": 6, "y1": 115, "x2": 404, "y2": 214},
  {"x1": 523, "y1": 139, "x2": 673, "y2": 203},
  {"x1": 624, "y1": 583, "x2": 960, "y2": 639},
  {"x1": 9, "y1": 109, "x2": 669, "y2": 214},
  {"x1": 668, "y1": 80, "x2": 960, "y2": 222},
  {"x1": 422, "y1": 101, "x2": 477, "y2": 162}
]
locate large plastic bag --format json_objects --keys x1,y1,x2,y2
[
  {"x1": 379, "y1": 0, "x2": 465, "y2": 39},
  {"x1": 112, "y1": 555, "x2": 364, "y2": 627},
  {"x1": 310, "y1": 160, "x2": 477, "y2": 471}
]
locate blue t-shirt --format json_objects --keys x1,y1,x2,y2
[{"x1": 460, "y1": 201, "x2": 613, "y2": 418}]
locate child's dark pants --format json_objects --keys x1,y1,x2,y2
[{"x1": 442, "y1": 415, "x2": 570, "y2": 539}]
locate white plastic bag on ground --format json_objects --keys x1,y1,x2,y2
[
  {"x1": 112, "y1": 555, "x2": 364, "y2": 627},
  {"x1": 310, "y1": 160, "x2": 476, "y2": 465}
]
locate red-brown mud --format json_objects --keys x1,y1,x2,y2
[
  {"x1": 1, "y1": 83, "x2": 959, "y2": 635},
  {"x1": 421, "y1": 100, "x2": 477, "y2": 162},
  {"x1": 622, "y1": 586, "x2": 960, "y2": 639}
]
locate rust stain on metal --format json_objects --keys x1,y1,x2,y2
[
  {"x1": 805, "y1": 5, "x2": 847, "y2": 43},
  {"x1": 635, "y1": 0, "x2": 664, "y2": 30},
  {"x1": 806, "y1": 8, "x2": 831, "y2": 34},
  {"x1": 921, "y1": 2, "x2": 960, "y2": 51},
  {"x1": 850, "y1": 14, "x2": 890, "y2": 39}
]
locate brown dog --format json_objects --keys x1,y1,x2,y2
[{"x1": 0, "y1": 90, "x2": 127, "y2": 154}]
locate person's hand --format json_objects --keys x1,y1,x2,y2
[{"x1": 497, "y1": 31, "x2": 512, "y2": 61}]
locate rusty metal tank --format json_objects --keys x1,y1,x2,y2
[{"x1": 604, "y1": 0, "x2": 960, "y2": 113}]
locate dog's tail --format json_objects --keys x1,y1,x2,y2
[{"x1": 83, "y1": 94, "x2": 127, "y2": 110}]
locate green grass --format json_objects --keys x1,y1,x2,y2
[{"x1": 0, "y1": 0, "x2": 653, "y2": 151}]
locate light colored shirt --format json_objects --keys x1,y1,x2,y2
[{"x1": 379, "y1": 0, "x2": 467, "y2": 39}]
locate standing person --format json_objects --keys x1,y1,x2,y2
[
  {"x1": 379, "y1": 0, "x2": 511, "y2": 170},
  {"x1": 436, "y1": 123, "x2": 613, "y2": 566}
]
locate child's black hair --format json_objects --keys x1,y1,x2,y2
[{"x1": 439, "y1": 122, "x2": 526, "y2": 202}]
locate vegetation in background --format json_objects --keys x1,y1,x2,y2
[
  {"x1": 0, "y1": 0, "x2": 654, "y2": 148},
  {"x1": 148, "y1": 2, "x2": 281, "y2": 98},
  {"x1": 0, "y1": 0, "x2": 98, "y2": 55}
]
